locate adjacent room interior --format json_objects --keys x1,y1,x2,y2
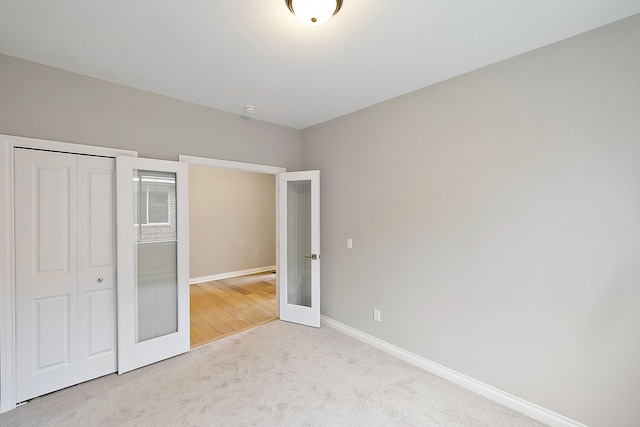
[{"x1": 188, "y1": 165, "x2": 277, "y2": 347}]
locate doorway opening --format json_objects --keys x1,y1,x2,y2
[
  {"x1": 180, "y1": 155, "x2": 285, "y2": 348},
  {"x1": 190, "y1": 270, "x2": 277, "y2": 347}
]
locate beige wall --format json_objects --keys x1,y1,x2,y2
[
  {"x1": 0, "y1": 54, "x2": 301, "y2": 170},
  {"x1": 301, "y1": 14, "x2": 640, "y2": 427},
  {"x1": 189, "y1": 166, "x2": 276, "y2": 279}
]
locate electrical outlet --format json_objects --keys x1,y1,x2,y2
[
  {"x1": 373, "y1": 309, "x2": 381, "y2": 322},
  {"x1": 347, "y1": 238, "x2": 353, "y2": 249}
]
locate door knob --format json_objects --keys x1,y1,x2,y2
[
  {"x1": 97, "y1": 277, "x2": 104, "y2": 283},
  {"x1": 304, "y1": 254, "x2": 319, "y2": 260}
]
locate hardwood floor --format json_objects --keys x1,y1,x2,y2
[{"x1": 190, "y1": 271, "x2": 277, "y2": 348}]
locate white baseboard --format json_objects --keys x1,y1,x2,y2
[
  {"x1": 320, "y1": 315, "x2": 587, "y2": 427},
  {"x1": 190, "y1": 265, "x2": 276, "y2": 285}
]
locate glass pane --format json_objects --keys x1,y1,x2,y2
[
  {"x1": 133, "y1": 170, "x2": 178, "y2": 343},
  {"x1": 287, "y1": 180, "x2": 312, "y2": 307},
  {"x1": 148, "y1": 188, "x2": 169, "y2": 223}
]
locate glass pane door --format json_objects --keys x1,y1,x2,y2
[
  {"x1": 279, "y1": 171, "x2": 320, "y2": 327},
  {"x1": 117, "y1": 157, "x2": 189, "y2": 374}
]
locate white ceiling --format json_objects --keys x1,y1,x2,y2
[{"x1": 1, "y1": 1, "x2": 639, "y2": 129}]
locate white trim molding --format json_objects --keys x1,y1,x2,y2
[
  {"x1": 320, "y1": 316, "x2": 588, "y2": 427},
  {"x1": 179, "y1": 155, "x2": 286, "y2": 175},
  {"x1": 189, "y1": 265, "x2": 276, "y2": 285},
  {"x1": 2, "y1": 134, "x2": 137, "y2": 158},
  {"x1": 1, "y1": 138, "x2": 16, "y2": 413}
]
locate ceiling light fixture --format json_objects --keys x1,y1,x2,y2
[{"x1": 285, "y1": 0, "x2": 343, "y2": 26}]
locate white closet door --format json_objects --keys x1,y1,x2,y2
[
  {"x1": 15, "y1": 149, "x2": 117, "y2": 403},
  {"x1": 76, "y1": 156, "x2": 117, "y2": 382},
  {"x1": 15, "y1": 149, "x2": 79, "y2": 402}
]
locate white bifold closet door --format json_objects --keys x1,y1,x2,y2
[{"x1": 14, "y1": 148, "x2": 117, "y2": 403}]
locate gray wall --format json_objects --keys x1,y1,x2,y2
[
  {"x1": 0, "y1": 53, "x2": 297, "y2": 410},
  {"x1": 189, "y1": 165, "x2": 276, "y2": 278},
  {"x1": 2, "y1": 14, "x2": 639, "y2": 427},
  {"x1": 301, "y1": 14, "x2": 640, "y2": 427},
  {"x1": 0, "y1": 54, "x2": 301, "y2": 170}
]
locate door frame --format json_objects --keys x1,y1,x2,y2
[
  {"x1": 0, "y1": 134, "x2": 137, "y2": 413},
  {"x1": 178, "y1": 155, "x2": 286, "y2": 317}
]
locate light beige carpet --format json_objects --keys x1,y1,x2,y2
[{"x1": 0, "y1": 321, "x2": 547, "y2": 426}]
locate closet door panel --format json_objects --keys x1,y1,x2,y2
[
  {"x1": 77, "y1": 156, "x2": 117, "y2": 382},
  {"x1": 15, "y1": 149, "x2": 78, "y2": 402}
]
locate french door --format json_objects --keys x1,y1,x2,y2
[
  {"x1": 278, "y1": 170, "x2": 320, "y2": 327},
  {"x1": 116, "y1": 156, "x2": 190, "y2": 374}
]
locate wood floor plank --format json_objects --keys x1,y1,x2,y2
[{"x1": 190, "y1": 272, "x2": 277, "y2": 348}]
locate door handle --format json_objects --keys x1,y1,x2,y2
[{"x1": 304, "y1": 254, "x2": 320, "y2": 260}]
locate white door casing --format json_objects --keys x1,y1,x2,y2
[
  {"x1": 14, "y1": 149, "x2": 117, "y2": 402},
  {"x1": 278, "y1": 170, "x2": 320, "y2": 328},
  {"x1": 177, "y1": 155, "x2": 285, "y2": 318},
  {"x1": 116, "y1": 156, "x2": 190, "y2": 374}
]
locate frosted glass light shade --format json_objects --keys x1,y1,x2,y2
[{"x1": 286, "y1": 0, "x2": 342, "y2": 26}]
